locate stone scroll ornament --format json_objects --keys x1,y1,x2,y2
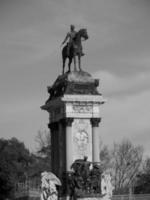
[{"x1": 41, "y1": 171, "x2": 61, "y2": 200}]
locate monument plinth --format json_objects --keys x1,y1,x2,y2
[{"x1": 41, "y1": 71, "x2": 105, "y2": 180}]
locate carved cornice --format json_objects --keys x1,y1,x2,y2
[
  {"x1": 43, "y1": 72, "x2": 102, "y2": 102},
  {"x1": 90, "y1": 118, "x2": 101, "y2": 127}
]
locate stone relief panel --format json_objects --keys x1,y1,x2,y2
[{"x1": 72, "y1": 119, "x2": 92, "y2": 161}]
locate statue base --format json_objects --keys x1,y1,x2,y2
[{"x1": 41, "y1": 71, "x2": 105, "y2": 196}]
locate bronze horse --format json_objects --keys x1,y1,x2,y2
[{"x1": 62, "y1": 28, "x2": 88, "y2": 74}]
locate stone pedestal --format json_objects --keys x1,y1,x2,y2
[{"x1": 41, "y1": 71, "x2": 105, "y2": 181}]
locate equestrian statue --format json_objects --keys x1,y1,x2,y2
[{"x1": 61, "y1": 25, "x2": 89, "y2": 74}]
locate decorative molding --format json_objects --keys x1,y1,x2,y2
[
  {"x1": 66, "y1": 118, "x2": 74, "y2": 126},
  {"x1": 62, "y1": 94, "x2": 105, "y2": 104},
  {"x1": 90, "y1": 118, "x2": 101, "y2": 127},
  {"x1": 60, "y1": 118, "x2": 74, "y2": 127}
]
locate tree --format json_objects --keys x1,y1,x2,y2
[
  {"x1": 143, "y1": 157, "x2": 150, "y2": 174},
  {"x1": 33, "y1": 130, "x2": 51, "y2": 176},
  {"x1": 112, "y1": 140, "x2": 143, "y2": 194},
  {"x1": 100, "y1": 144, "x2": 112, "y2": 170},
  {"x1": 35, "y1": 129, "x2": 51, "y2": 157},
  {"x1": 0, "y1": 137, "x2": 34, "y2": 200},
  {"x1": 134, "y1": 157, "x2": 150, "y2": 194}
]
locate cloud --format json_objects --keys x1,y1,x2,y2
[
  {"x1": 0, "y1": 95, "x2": 48, "y2": 151},
  {"x1": 0, "y1": 0, "x2": 150, "y2": 154},
  {"x1": 92, "y1": 70, "x2": 150, "y2": 155},
  {"x1": 1, "y1": 0, "x2": 150, "y2": 76},
  {"x1": 93, "y1": 70, "x2": 150, "y2": 97},
  {"x1": 100, "y1": 89, "x2": 150, "y2": 155}
]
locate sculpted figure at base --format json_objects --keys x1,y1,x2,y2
[
  {"x1": 41, "y1": 171, "x2": 61, "y2": 200},
  {"x1": 61, "y1": 25, "x2": 88, "y2": 74},
  {"x1": 66, "y1": 157, "x2": 103, "y2": 199},
  {"x1": 101, "y1": 173, "x2": 114, "y2": 200}
]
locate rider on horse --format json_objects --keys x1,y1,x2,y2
[{"x1": 61, "y1": 25, "x2": 84, "y2": 56}]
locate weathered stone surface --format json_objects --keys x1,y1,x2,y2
[
  {"x1": 41, "y1": 69, "x2": 106, "y2": 198},
  {"x1": 42, "y1": 71, "x2": 100, "y2": 103},
  {"x1": 72, "y1": 119, "x2": 92, "y2": 161}
]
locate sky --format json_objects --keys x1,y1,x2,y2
[{"x1": 0, "y1": 0, "x2": 150, "y2": 155}]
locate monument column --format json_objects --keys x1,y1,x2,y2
[
  {"x1": 91, "y1": 118, "x2": 101, "y2": 163},
  {"x1": 48, "y1": 122, "x2": 59, "y2": 174},
  {"x1": 65, "y1": 118, "x2": 74, "y2": 171},
  {"x1": 41, "y1": 71, "x2": 105, "y2": 181}
]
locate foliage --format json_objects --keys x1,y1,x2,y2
[
  {"x1": 100, "y1": 139, "x2": 143, "y2": 194},
  {"x1": 35, "y1": 130, "x2": 51, "y2": 157},
  {"x1": 134, "y1": 158, "x2": 150, "y2": 194},
  {"x1": 143, "y1": 158, "x2": 150, "y2": 174},
  {"x1": 100, "y1": 145, "x2": 112, "y2": 170},
  {"x1": 34, "y1": 130, "x2": 51, "y2": 176},
  {"x1": 0, "y1": 137, "x2": 34, "y2": 199},
  {"x1": 111, "y1": 140, "x2": 143, "y2": 194}
]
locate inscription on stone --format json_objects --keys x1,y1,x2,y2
[{"x1": 72, "y1": 105, "x2": 92, "y2": 113}]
